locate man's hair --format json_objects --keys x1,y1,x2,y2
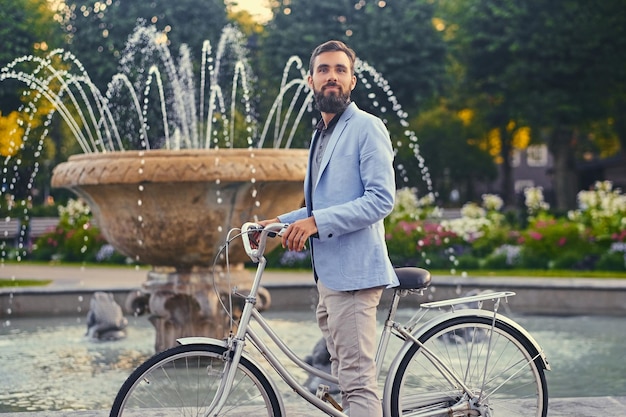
[{"x1": 309, "y1": 40, "x2": 356, "y2": 76}]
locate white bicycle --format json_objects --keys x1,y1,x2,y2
[{"x1": 110, "y1": 222, "x2": 550, "y2": 416}]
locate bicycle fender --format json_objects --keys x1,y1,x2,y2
[{"x1": 177, "y1": 336, "x2": 226, "y2": 346}]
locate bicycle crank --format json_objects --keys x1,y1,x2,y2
[{"x1": 316, "y1": 384, "x2": 343, "y2": 411}]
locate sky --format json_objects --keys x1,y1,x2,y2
[{"x1": 228, "y1": 0, "x2": 272, "y2": 23}]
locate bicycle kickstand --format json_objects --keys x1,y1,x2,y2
[{"x1": 316, "y1": 385, "x2": 343, "y2": 411}]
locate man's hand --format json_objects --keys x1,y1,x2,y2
[
  {"x1": 251, "y1": 218, "x2": 281, "y2": 248},
  {"x1": 281, "y1": 216, "x2": 318, "y2": 252}
]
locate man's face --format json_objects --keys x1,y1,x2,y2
[{"x1": 308, "y1": 51, "x2": 357, "y2": 114}]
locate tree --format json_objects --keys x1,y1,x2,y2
[
  {"x1": 0, "y1": 0, "x2": 68, "y2": 207},
  {"x1": 0, "y1": 0, "x2": 64, "y2": 112},
  {"x1": 441, "y1": 0, "x2": 626, "y2": 210},
  {"x1": 259, "y1": 0, "x2": 445, "y2": 110},
  {"x1": 410, "y1": 105, "x2": 497, "y2": 204}
]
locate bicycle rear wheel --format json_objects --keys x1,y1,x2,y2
[
  {"x1": 110, "y1": 343, "x2": 282, "y2": 417},
  {"x1": 389, "y1": 315, "x2": 548, "y2": 417}
]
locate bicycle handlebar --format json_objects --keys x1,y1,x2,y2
[{"x1": 241, "y1": 222, "x2": 288, "y2": 262}]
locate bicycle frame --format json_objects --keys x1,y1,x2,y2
[
  {"x1": 180, "y1": 253, "x2": 349, "y2": 417},
  {"x1": 177, "y1": 223, "x2": 549, "y2": 417}
]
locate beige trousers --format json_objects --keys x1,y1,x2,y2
[{"x1": 316, "y1": 281, "x2": 384, "y2": 417}]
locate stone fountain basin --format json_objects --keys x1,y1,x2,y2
[{"x1": 51, "y1": 148, "x2": 308, "y2": 269}]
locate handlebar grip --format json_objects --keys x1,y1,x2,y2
[{"x1": 241, "y1": 222, "x2": 288, "y2": 262}]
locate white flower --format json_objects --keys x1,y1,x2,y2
[
  {"x1": 396, "y1": 187, "x2": 419, "y2": 210},
  {"x1": 417, "y1": 192, "x2": 436, "y2": 208},
  {"x1": 594, "y1": 180, "x2": 613, "y2": 193},
  {"x1": 389, "y1": 188, "x2": 438, "y2": 222},
  {"x1": 524, "y1": 186, "x2": 549, "y2": 213},
  {"x1": 58, "y1": 198, "x2": 91, "y2": 224},
  {"x1": 577, "y1": 190, "x2": 598, "y2": 210},
  {"x1": 460, "y1": 202, "x2": 486, "y2": 219},
  {"x1": 441, "y1": 217, "x2": 490, "y2": 242},
  {"x1": 481, "y1": 194, "x2": 503, "y2": 211}
]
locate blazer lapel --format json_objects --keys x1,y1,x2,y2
[{"x1": 313, "y1": 103, "x2": 357, "y2": 191}]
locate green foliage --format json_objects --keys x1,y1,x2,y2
[
  {"x1": 470, "y1": 225, "x2": 514, "y2": 258},
  {"x1": 482, "y1": 253, "x2": 513, "y2": 270},
  {"x1": 456, "y1": 254, "x2": 480, "y2": 270},
  {"x1": 0, "y1": 0, "x2": 65, "y2": 112},
  {"x1": 519, "y1": 217, "x2": 592, "y2": 264},
  {"x1": 408, "y1": 105, "x2": 497, "y2": 203},
  {"x1": 595, "y1": 252, "x2": 626, "y2": 272}
]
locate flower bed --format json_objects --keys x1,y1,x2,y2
[{"x1": 386, "y1": 182, "x2": 626, "y2": 272}]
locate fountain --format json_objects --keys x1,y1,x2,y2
[
  {"x1": 50, "y1": 148, "x2": 307, "y2": 351},
  {"x1": 1, "y1": 24, "x2": 432, "y2": 351}
]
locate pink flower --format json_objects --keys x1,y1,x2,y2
[
  {"x1": 612, "y1": 230, "x2": 626, "y2": 242},
  {"x1": 558, "y1": 237, "x2": 567, "y2": 246},
  {"x1": 529, "y1": 231, "x2": 542, "y2": 240}
]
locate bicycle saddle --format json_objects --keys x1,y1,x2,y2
[{"x1": 394, "y1": 267, "x2": 432, "y2": 290}]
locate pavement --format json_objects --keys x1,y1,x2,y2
[
  {"x1": 0, "y1": 263, "x2": 312, "y2": 291},
  {"x1": 1, "y1": 263, "x2": 626, "y2": 416},
  {"x1": 0, "y1": 396, "x2": 624, "y2": 417}
]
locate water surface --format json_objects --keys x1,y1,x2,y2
[{"x1": 0, "y1": 311, "x2": 623, "y2": 412}]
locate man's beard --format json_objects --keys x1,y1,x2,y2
[{"x1": 313, "y1": 87, "x2": 350, "y2": 114}]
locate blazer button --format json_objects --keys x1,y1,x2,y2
[{"x1": 327, "y1": 233, "x2": 333, "y2": 238}]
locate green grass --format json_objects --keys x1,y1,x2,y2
[
  {"x1": 259, "y1": 266, "x2": 626, "y2": 279},
  {"x1": 430, "y1": 269, "x2": 626, "y2": 279},
  {"x1": 0, "y1": 278, "x2": 52, "y2": 287}
]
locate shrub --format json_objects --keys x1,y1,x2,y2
[
  {"x1": 30, "y1": 199, "x2": 128, "y2": 264},
  {"x1": 595, "y1": 252, "x2": 626, "y2": 271},
  {"x1": 518, "y1": 216, "x2": 595, "y2": 268},
  {"x1": 483, "y1": 253, "x2": 514, "y2": 270},
  {"x1": 456, "y1": 254, "x2": 480, "y2": 270}
]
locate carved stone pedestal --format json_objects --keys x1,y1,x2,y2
[{"x1": 134, "y1": 265, "x2": 270, "y2": 352}]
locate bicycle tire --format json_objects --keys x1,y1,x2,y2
[
  {"x1": 389, "y1": 315, "x2": 548, "y2": 417},
  {"x1": 110, "y1": 343, "x2": 283, "y2": 417}
]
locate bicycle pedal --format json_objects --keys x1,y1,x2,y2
[{"x1": 316, "y1": 385, "x2": 343, "y2": 411}]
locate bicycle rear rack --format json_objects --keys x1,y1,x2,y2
[{"x1": 421, "y1": 291, "x2": 515, "y2": 311}]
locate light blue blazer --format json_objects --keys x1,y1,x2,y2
[{"x1": 279, "y1": 102, "x2": 399, "y2": 291}]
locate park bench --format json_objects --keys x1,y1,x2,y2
[{"x1": 0, "y1": 217, "x2": 59, "y2": 246}]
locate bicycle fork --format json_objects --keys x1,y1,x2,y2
[
  {"x1": 202, "y1": 258, "x2": 269, "y2": 416},
  {"x1": 202, "y1": 337, "x2": 248, "y2": 416}
]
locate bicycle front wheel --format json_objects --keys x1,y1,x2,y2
[
  {"x1": 110, "y1": 343, "x2": 283, "y2": 417},
  {"x1": 389, "y1": 315, "x2": 548, "y2": 417}
]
